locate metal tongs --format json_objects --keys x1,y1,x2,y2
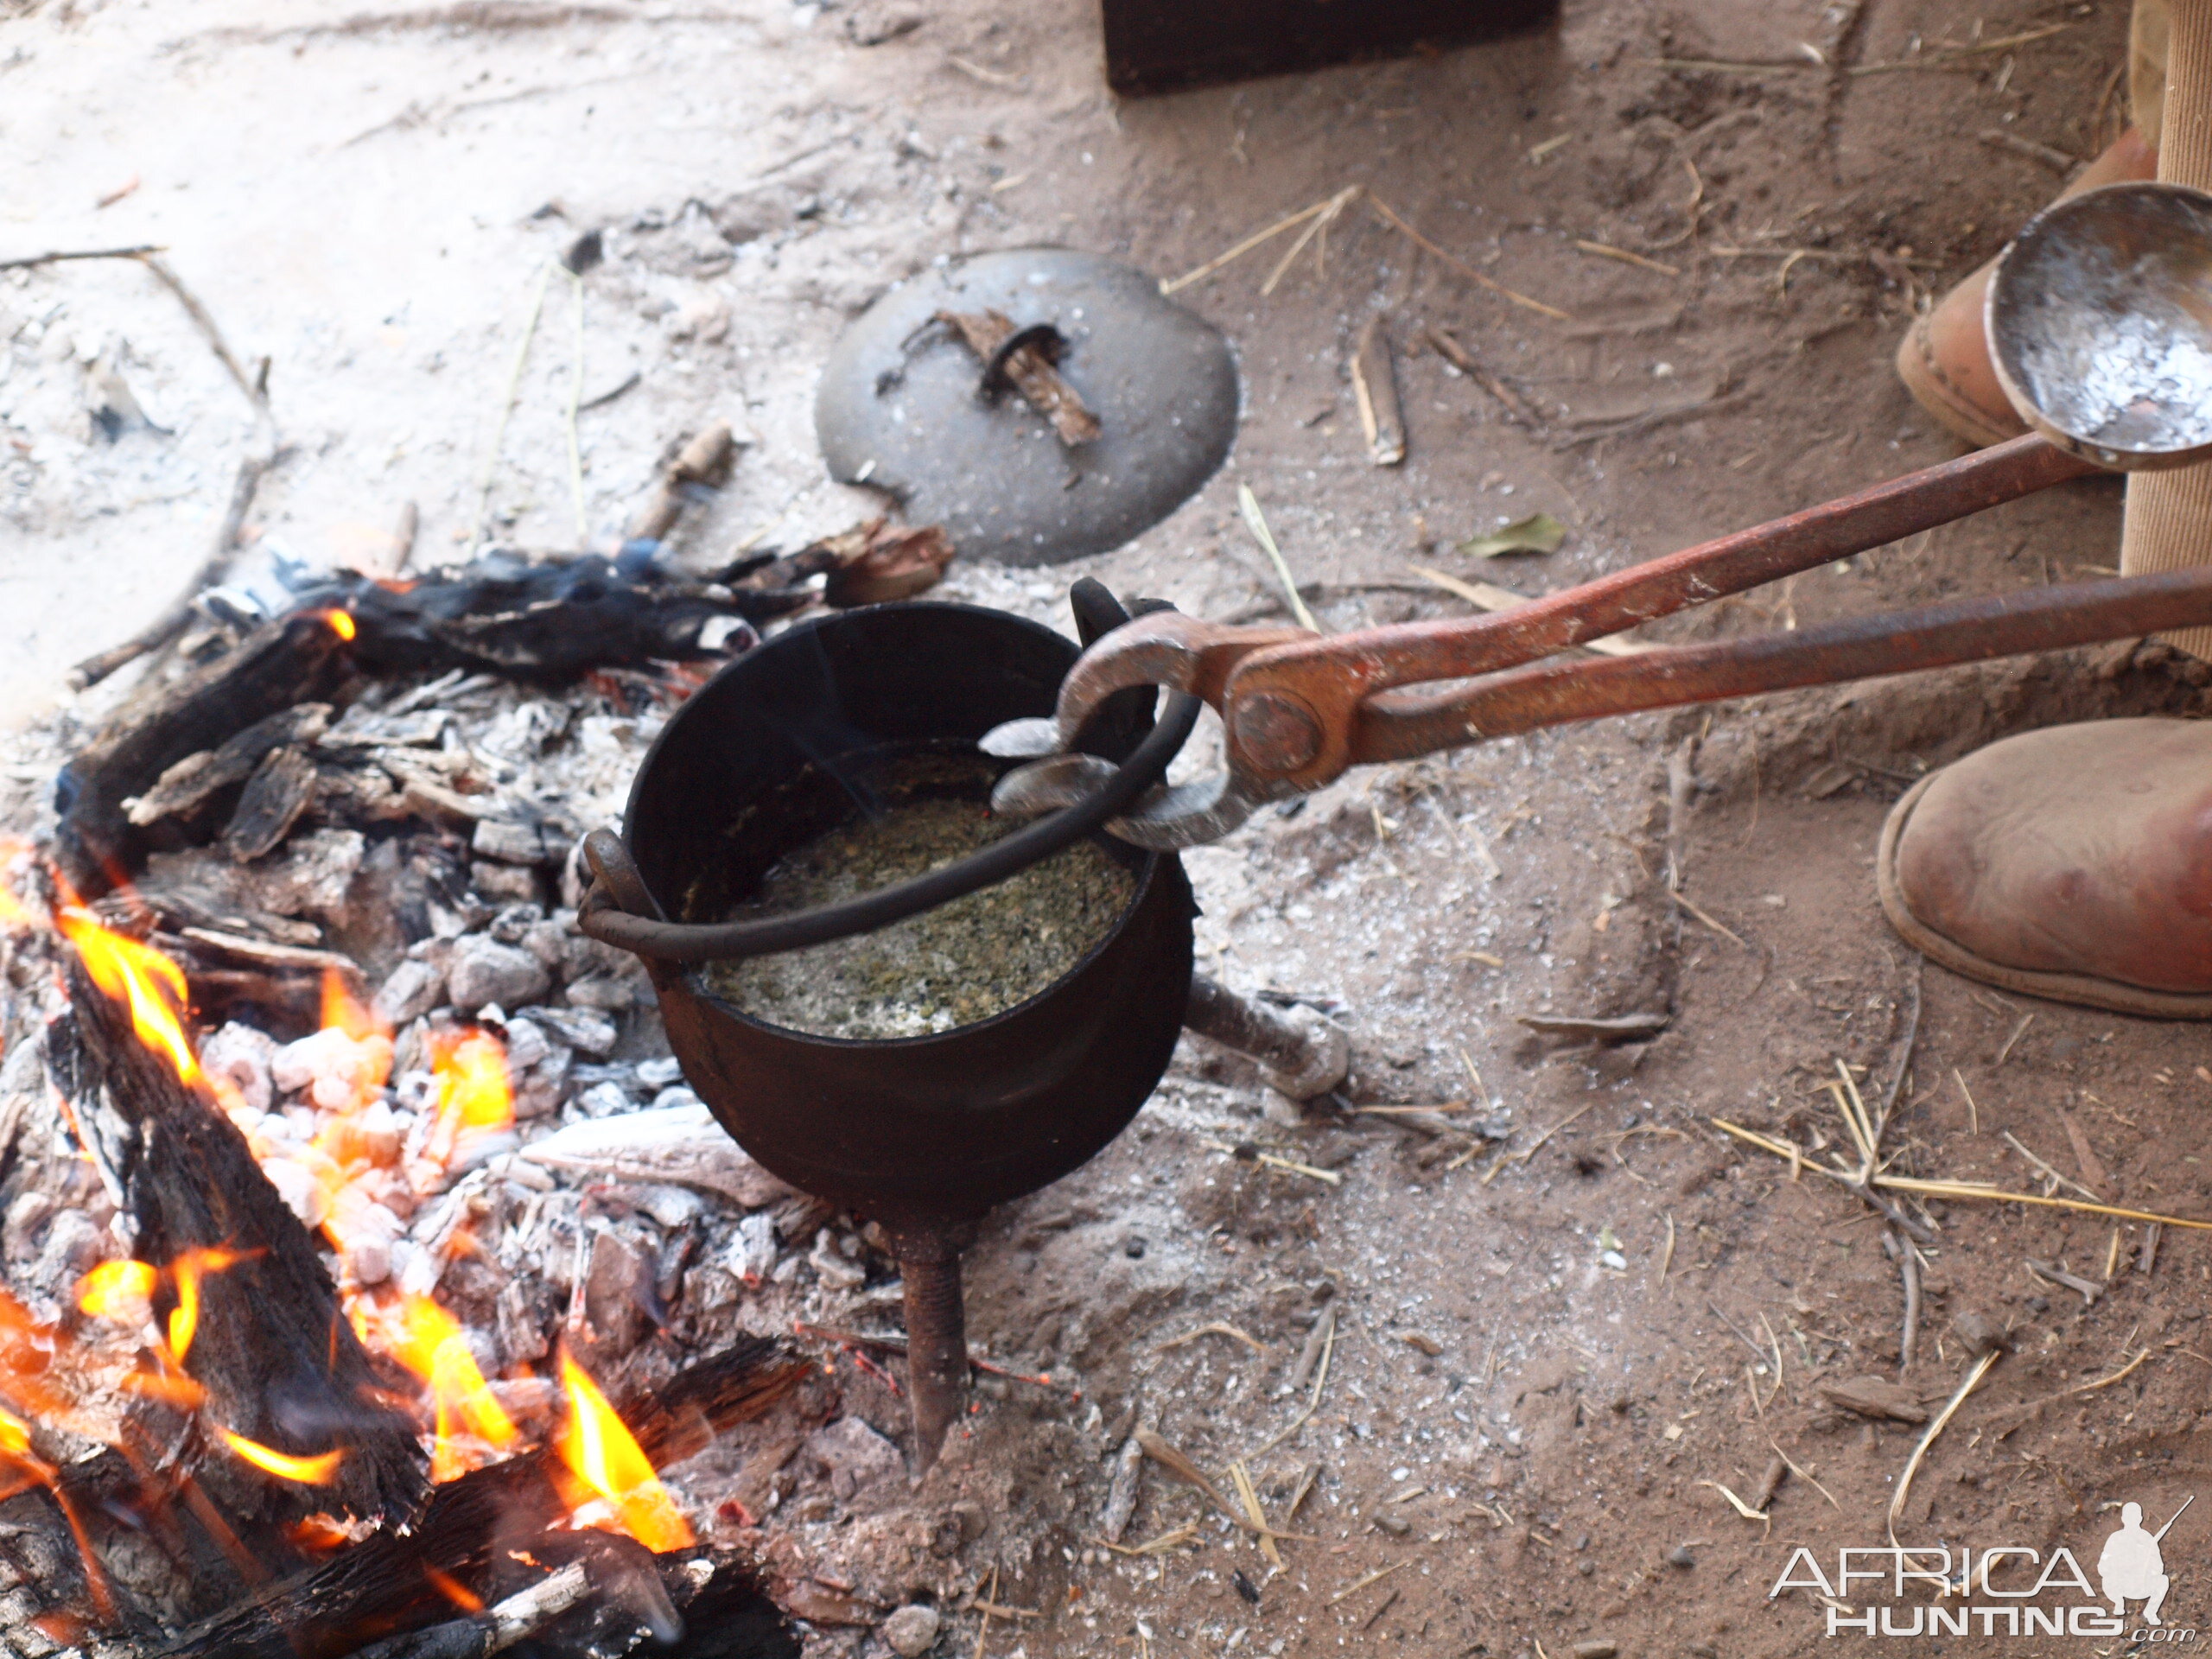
[{"x1": 988, "y1": 182, "x2": 2212, "y2": 849}]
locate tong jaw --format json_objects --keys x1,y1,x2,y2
[
  {"x1": 988, "y1": 753, "x2": 1274, "y2": 849},
  {"x1": 983, "y1": 610, "x2": 1313, "y2": 850}
]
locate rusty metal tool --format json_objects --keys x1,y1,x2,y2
[{"x1": 986, "y1": 435, "x2": 2179, "y2": 845}]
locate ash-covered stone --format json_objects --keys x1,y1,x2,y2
[
  {"x1": 447, "y1": 935, "x2": 551, "y2": 1012},
  {"x1": 804, "y1": 1415, "x2": 902, "y2": 1501},
  {"x1": 200, "y1": 1021, "x2": 276, "y2": 1114},
  {"x1": 880, "y1": 1604, "x2": 940, "y2": 1656},
  {"x1": 372, "y1": 957, "x2": 445, "y2": 1027}
]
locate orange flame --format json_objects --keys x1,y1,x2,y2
[
  {"x1": 168, "y1": 1247, "x2": 247, "y2": 1363},
  {"x1": 425, "y1": 1027, "x2": 513, "y2": 1166},
  {"x1": 321, "y1": 969, "x2": 382, "y2": 1044},
  {"x1": 387, "y1": 1296, "x2": 518, "y2": 1483},
  {"x1": 423, "y1": 1565, "x2": 484, "y2": 1612},
  {"x1": 75, "y1": 1261, "x2": 157, "y2": 1323},
  {"x1": 554, "y1": 1351, "x2": 694, "y2": 1553},
  {"x1": 219, "y1": 1429, "x2": 344, "y2": 1485},
  {"x1": 56, "y1": 910, "x2": 200, "y2": 1085},
  {"x1": 323, "y1": 608, "x2": 358, "y2": 642}
]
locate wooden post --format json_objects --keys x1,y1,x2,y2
[{"x1": 2120, "y1": 0, "x2": 2212, "y2": 659}]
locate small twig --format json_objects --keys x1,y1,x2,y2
[
  {"x1": 0, "y1": 243, "x2": 164, "y2": 271},
  {"x1": 2001, "y1": 1131, "x2": 2102, "y2": 1202},
  {"x1": 1709, "y1": 1118, "x2": 2212, "y2": 1230},
  {"x1": 1364, "y1": 192, "x2": 1572, "y2": 321},
  {"x1": 1995, "y1": 1013, "x2": 2036, "y2": 1067},
  {"x1": 471, "y1": 258, "x2": 556, "y2": 551},
  {"x1": 1895, "y1": 1230, "x2": 1921, "y2": 1377},
  {"x1": 1238, "y1": 485, "x2": 1318, "y2": 632},
  {"x1": 1705, "y1": 1299, "x2": 1769, "y2": 1362},
  {"x1": 1327, "y1": 1562, "x2": 1406, "y2": 1605},
  {"x1": 67, "y1": 451, "x2": 280, "y2": 690},
  {"x1": 1228, "y1": 1460, "x2": 1282, "y2": 1569},
  {"x1": 1654, "y1": 1212, "x2": 1676, "y2": 1291},
  {"x1": 1157, "y1": 1322, "x2": 1268, "y2": 1357},
  {"x1": 135, "y1": 254, "x2": 273, "y2": 427},
  {"x1": 1573, "y1": 238, "x2": 1681, "y2": 276},
  {"x1": 1261, "y1": 185, "x2": 1360, "y2": 296},
  {"x1": 1670, "y1": 889, "x2": 1745, "y2": 945},
  {"x1": 972, "y1": 1564, "x2": 998, "y2": 1659},
  {"x1": 1955, "y1": 1068, "x2": 1980, "y2": 1135},
  {"x1": 1888, "y1": 1349, "x2": 2000, "y2": 1542},
  {"x1": 1769, "y1": 1439, "x2": 1840, "y2": 1509},
  {"x1": 1467, "y1": 1101, "x2": 1597, "y2": 1179},
  {"x1": 1987, "y1": 1348, "x2": 2153, "y2": 1436},
  {"x1": 1160, "y1": 193, "x2": 1350, "y2": 296},
  {"x1": 1978, "y1": 128, "x2": 2082, "y2": 175},
  {"x1": 2024, "y1": 1257, "x2": 2102, "y2": 1307},
  {"x1": 564, "y1": 268, "x2": 588, "y2": 545}
]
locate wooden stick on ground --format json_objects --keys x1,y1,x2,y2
[
  {"x1": 0, "y1": 244, "x2": 164, "y2": 271},
  {"x1": 67, "y1": 452, "x2": 279, "y2": 690}
]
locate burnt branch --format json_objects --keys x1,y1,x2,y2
[
  {"x1": 162, "y1": 1337, "x2": 809, "y2": 1659},
  {"x1": 62, "y1": 953, "x2": 429, "y2": 1529}
]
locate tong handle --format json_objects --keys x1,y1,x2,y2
[
  {"x1": 1355, "y1": 565, "x2": 2212, "y2": 762},
  {"x1": 1221, "y1": 434, "x2": 2096, "y2": 791}
]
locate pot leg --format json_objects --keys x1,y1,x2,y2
[
  {"x1": 898, "y1": 1242, "x2": 969, "y2": 1471},
  {"x1": 1184, "y1": 975, "x2": 1350, "y2": 1103}
]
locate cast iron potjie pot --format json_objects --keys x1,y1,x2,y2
[{"x1": 605, "y1": 602, "x2": 1194, "y2": 1463}]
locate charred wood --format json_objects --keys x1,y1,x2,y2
[
  {"x1": 60, "y1": 953, "x2": 429, "y2": 1529},
  {"x1": 55, "y1": 615, "x2": 353, "y2": 896},
  {"x1": 162, "y1": 1337, "x2": 808, "y2": 1659}
]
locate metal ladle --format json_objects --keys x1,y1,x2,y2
[{"x1": 1988, "y1": 181, "x2": 2212, "y2": 471}]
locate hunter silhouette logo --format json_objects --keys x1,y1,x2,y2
[
  {"x1": 1770, "y1": 1491, "x2": 2198, "y2": 1639},
  {"x1": 2101, "y1": 1497, "x2": 2191, "y2": 1626}
]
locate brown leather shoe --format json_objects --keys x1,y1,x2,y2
[
  {"x1": 1896, "y1": 128, "x2": 2159, "y2": 449},
  {"x1": 1878, "y1": 718, "x2": 2212, "y2": 1017}
]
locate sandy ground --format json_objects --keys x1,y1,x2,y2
[{"x1": 15, "y1": 0, "x2": 2212, "y2": 1656}]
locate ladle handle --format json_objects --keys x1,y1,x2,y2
[{"x1": 2120, "y1": 0, "x2": 2212, "y2": 658}]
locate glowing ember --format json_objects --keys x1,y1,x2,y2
[
  {"x1": 554, "y1": 1351, "x2": 694, "y2": 1553},
  {"x1": 56, "y1": 910, "x2": 200, "y2": 1086},
  {"x1": 74, "y1": 1261, "x2": 156, "y2": 1325},
  {"x1": 387, "y1": 1296, "x2": 518, "y2": 1483},
  {"x1": 219, "y1": 1429, "x2": 344, "y2": 1485},
  {"x1": 425, "y1": 1027, "x2": 514, "y2": 1166},
  {"x1": 323, "y1": 608, "x2": 359, "y2": 642}
]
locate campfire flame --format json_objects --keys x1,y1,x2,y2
[
  {"x1": 55, "y1": 909, "x2": 200, "y2": 1086},
  {"x1": 165, "y1": 1246, "x2": 248, "y2": 1364},
  {"x1": 74, "y1": 1261, "x2": 156, "y2": 1325},
  {"x1": 219, "y1": 1429, "x2": 344, "y2": 1485},
  {"x1": 322, "y1": 608, "x2": 358, "y2": 642},
  {"x1": 387, "y1": 1296, "x2": 518, "y2": 1484},
  {"x1": 427, "y1": 1027, "x2": 513, "y2": 1163},
  {"x1": 553, "y1": 1351, "x2": 695, "y2": 1554},
  {"x1": 33, "y1": 851, "x2": 697, "y2": 1630}
]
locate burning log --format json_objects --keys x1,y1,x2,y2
[
  {"x1": 54, "y1": 943, "x2": 429, "y2": 1529},
  {"x1": 162, "y1": 1338, "x2": 809, "y2": 1659}
]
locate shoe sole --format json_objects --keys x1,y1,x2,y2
[{"x1": 1878, "y1": 770, "x2": 2212, "y2": 1020}]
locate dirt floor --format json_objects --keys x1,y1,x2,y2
[{"x1": 14, "y1": 0, "x2": 2212, "y2": 1654}]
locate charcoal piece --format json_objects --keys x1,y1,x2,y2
[
  {"x1": 54, "y1": 613, "x2": 353, "y2": 895},
  {"x1": 127, "y1": 703, "x2": 333, "y2": 828},
  {"x1": 220, "y1": 746, "x2": 319, "y2": 861}
]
